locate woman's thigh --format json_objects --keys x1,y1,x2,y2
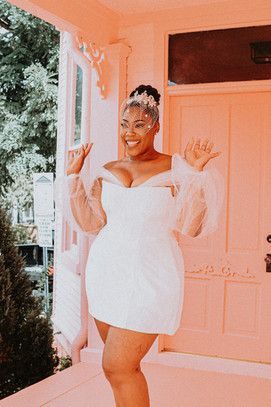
[
  {"x1": 93, "y1": 317, "x2": 111, "y2": 344},
  {"x1": 102, "y1": 326, "x2": 158, "y2": 374}
]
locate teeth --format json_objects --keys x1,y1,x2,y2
[{"x1": 126, "y1": 141, "x2": 140, "y2": 146}]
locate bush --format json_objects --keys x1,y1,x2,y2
[{"x1": 0, "y1": 205, "x2": 59, "y2": 399}]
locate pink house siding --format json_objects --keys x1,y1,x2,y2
[{"x1": 3, "y1": 3, "x2": 271, "y2": 405}]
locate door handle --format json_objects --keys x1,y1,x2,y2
[
  {"x1": 265, "y1": 235, "x2": 271, "y2": 272},
  {"x1": 264, "y1": 254, "x2": 271, "y2": 272}
]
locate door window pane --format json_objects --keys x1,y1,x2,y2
[{"x1": 168, "y1": 25, "x2": 271, "y2": 85}]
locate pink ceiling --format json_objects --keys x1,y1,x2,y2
[{"x1": 97, "y1": 0, "x2": 230, "y2": 15}]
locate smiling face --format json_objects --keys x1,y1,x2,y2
[{"x1": 120, "y1": 105, "x2": 160, "y2": 157}]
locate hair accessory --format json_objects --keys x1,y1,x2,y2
[{"x1": 130, "y1": 90, "x2": 157, "y2": 107}]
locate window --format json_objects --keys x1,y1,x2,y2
[
  {"x1": 168, "y1": 25, "x2": 271, "y2": 85},
  {"x1": 74, "y1": 65, "x2": 83, "y2": 145}
]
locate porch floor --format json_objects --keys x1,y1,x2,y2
[{"x1": 1, "y1": 360, "x2": 271, "y2": 406}]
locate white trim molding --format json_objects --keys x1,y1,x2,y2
[
  {"x1": 166, "y1": 79, "x2": 271, "y2": 96},
  {"x1": 75, "y1": 33, "x2": 107, "y2": 99}
]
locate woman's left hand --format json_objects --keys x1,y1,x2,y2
[{"x1": 184, "y1": 137, "x2": 222, "y2": 171}]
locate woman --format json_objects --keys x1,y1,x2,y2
[{"x1": 60, "y1": 84, "x2": 225, "y2": 406}]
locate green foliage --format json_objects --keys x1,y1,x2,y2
[
  {"x1": 0, "y1": 0, "x2": 59, "y2": 212},
  {"x1": 21, "y1": 224, "x2": 38, "y2": 244},
  {"x1": 11, "y1": 223, "x2": 29, "y2": 244},
  {"x1": 0, "y1": 205, "x2": 59, "y2": 399},
  {"x1": 55, "y1": 355, "x2": 73, "y2": 372},
  {"x1": 35, "y1": 262, "x2": 53, "y2": 318}
]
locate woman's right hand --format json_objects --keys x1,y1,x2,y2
[{"x1": 66, "y1": 142, "x2": 93, "y2": 176}]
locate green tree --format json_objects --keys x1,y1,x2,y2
[
  {"x1": 0, "y1": 0, "x2": 59, "y2": 213},
  {"x1": 0, "y1": 204, "x2": 59, "y2": 399}
]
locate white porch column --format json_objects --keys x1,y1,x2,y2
[
  {"x1": 82, "y1": 41, "x2": 132, "y2": 358},
  {"x1": 89, "y1": 41, "x2": 132, "y2": 169}
]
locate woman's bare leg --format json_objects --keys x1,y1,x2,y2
[
  {"x1": 102, "y1": 326, "x2": 158, "y2": 407},
  {"x1": 93, "y1": 317, "x2": 111, "y2": 344}
]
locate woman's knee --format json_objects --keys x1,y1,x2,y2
[
  {"x1": 102, "y1": 362, "x2": 141, "y2": 379},
  {"x1": 102, "y1": 348, "x2": 141, "y2": 378},
  {"x1": 102, "y1": 360, "x2": 141, "y2": 384}
]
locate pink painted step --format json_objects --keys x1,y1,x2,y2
[{"x1": 1, "y1": 361, "x2": 271, "y2": 406}]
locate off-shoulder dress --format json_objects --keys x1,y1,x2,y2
[{"x1": 54, "y1": 153, "x2": 225, "y2": 335}]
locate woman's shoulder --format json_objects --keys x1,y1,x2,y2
[{"x1": 102, "y1": 160, "x2": 119, "y2": 171}]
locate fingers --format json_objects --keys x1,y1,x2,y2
[
  {"x1": 79, "y1": 142, "x2": 94, "y2": 159},
  {"x1": 194, "y1": 138, "x2": 201, "y2": 151},
  {"x1": 68, "y1": 142, "x2": 94, "y2": 159},
  {"x1": 84, "y1": 142, "x2": 93, "y2": 156},
  {"x1": 189, "y1": 137, "x2": 215, "y2": 153},
  {"x1": 200, "y1": 138, "x2": 209, "y2": 150},
  {"x1": 194, "y1": 137, "x2": 210, "y2": 151},
  {"x1": 68, "y1": 147, "x2": 80, "y2": 159},
  {"x1": 211, "y1": 151, "x2": 222, "y2": 157},
  {"x1": 185, "y1": 137, "x2": 205, "y2": 152},
  {"x1": 184, "y1": 137, "x2": 195, "y2": 154},
  {"x1": 206, "y1": 141, "x2": 214, "y2": 153}
]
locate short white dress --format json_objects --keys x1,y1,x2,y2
[{"x1": 55, "y1": 153, "x2": 225, "y2": 336}]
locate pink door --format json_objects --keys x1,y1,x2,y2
[{"x1": 162, "y1": 91, "x2": 271, "y2": 363}]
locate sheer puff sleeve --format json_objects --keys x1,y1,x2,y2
[
  {"x1": 171, "y1": 153, "x2": 225, "y2": 239},
  {"x1": 53, "y1": 166, "x2": 107, "y2": 238}
]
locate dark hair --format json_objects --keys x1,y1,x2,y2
[
  {"x1": 129, "y1": 84, "x2": 161, "y2": 106},
  {"x1": 124, "y1": 84, "x2": 160, "y2": 124}
]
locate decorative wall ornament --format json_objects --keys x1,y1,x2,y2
[
  {"x1": 75, "y1": 33, "x2": 107, "y2": 99},
  {"x1": 186, "y1": 262, "x2": 256, "y2": 279}
]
